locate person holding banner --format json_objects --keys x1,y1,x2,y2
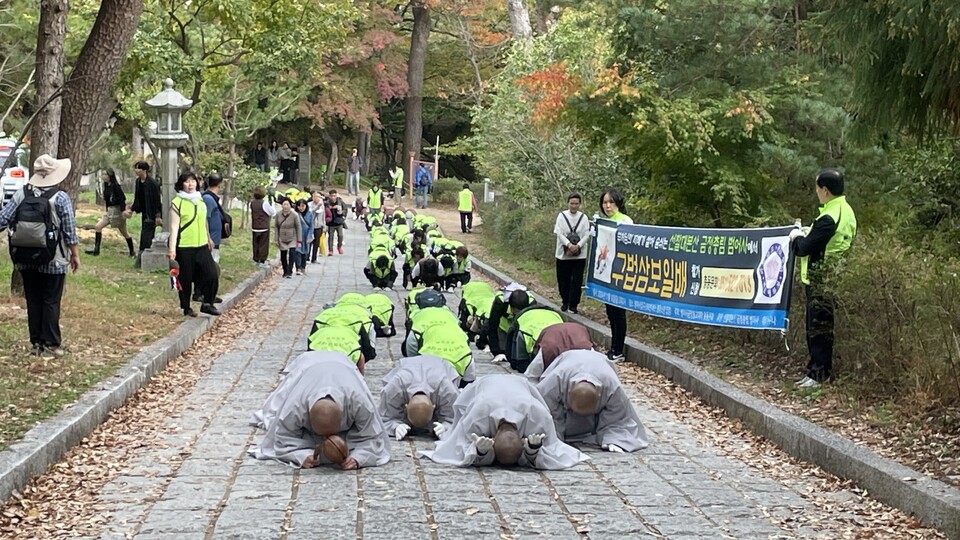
[
  {"x1": 555, "y1": 193, "x2": 591, "y2": 314},
  {"x1": 598, "y1": 188, "x2": 633, "y2": 362},
  {"x1": 788, "y1": 168, "x2": 857, "y2": 388}
]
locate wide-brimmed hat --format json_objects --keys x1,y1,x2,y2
[{"x1": 29, "y1": 154, "x2": 71, "y2": 188}]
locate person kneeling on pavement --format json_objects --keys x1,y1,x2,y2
[
  {"x1": 364, "y1": 249, "x2": 398, "y2": 289},
  {"x1": 483, "y1": 284, "x2": 535, "y2": 357},
  {"x1": 417, "y1": 323, "x2": 476, "y2": 388},
  {"x1": 379, "y1": 355, "x2": 460, "y2": 441},
  {"x1": 307, "y1": 325, "x2": 366, "y2": 374},
  {"x1": 458, "y1": 282, "x2": 496, "y2": 348},
  {"x1": 364, "y1": 292, "x2": 397, "y2": 337},
  {"x1": 500, "y1": 305, "x2": 564, "y2": 373},
  {"x1": 403, "y1": 297, "x2": 460, "y2": 357},
  {"x1": 310, "y1": 302, "x2": 377, "y2": 363},
  {"x1": 444, "y1": 246, "x2": 472, "y2": 289}
]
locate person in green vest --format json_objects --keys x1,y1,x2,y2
[
  {"x1": 364, "y1": 292, "x2": 396, "y2": 337},
  {"x1": 484, "y1": 284, "x2": 535, "y2": 357},
  {"x1": 788, "y1": 168, "x2": 857, "y2": 388},
  {"x1": 369, "y1": 230, "x2": 394, "y2": 254},
  {"x1": 311, "y1": 303, "x2": 377, "y2": 362},
  {"x1": 458, "y1": 183, "x2": 478, "y2": 233},
  {"x1": 503, "y1": 305, "x2": 565, "y2": 373},
  {"x1": 307, "y1": 325, "x2": 366, "y2": 374},
  {"x1": 167, "y1": 171, "x2": 220, "y2": 318},
  {"x1": 403, "y1": 304, "x2": 460, "y2": 357},
  {"x1": 458, "y1": 281, "x2": 496, "y2": 348},
  {"x1": 364, "y1": 248, "x2": 398, "y2": 289},
  {"x1": 402, "y1": 247, "x2": 425, "y2": 289},
  {"x1": 444, "y1": 245, "x2": 472, "y2": 289},
  {"x1": 367, "y1": 184, "x2": 384, "y2": 217},
  {"x1": 404, "y1": 287, "x2": 446, "y2": 335},
  {"x1": 418, "y1": 323, "x2": 476, "y2": 387},
  {"x1": 389, "y1": 164, "x2": 405, "y2": 199}
]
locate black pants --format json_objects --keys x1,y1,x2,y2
[
  {"x1": 606, "y1": 304, "x2": 627, "y2": 355},
  {"x1": 805, "y1": 285, "x2": 834, "y2": 382},
  {"x1": 556, "y1": 258, "x2": 586, "y2": 309},
  {"x1": 176, "y1": 246, "x2": 218, "y2": 310},
  {"x1": 252, "y1": 231, "x2": 269, "y2": 263},
  {"x1": 445, "y1": 272, "x2": 471, "y2": 289},
  {"x1": 21, "y1": 270, "x2": 66, "y2": 347},
  {"x1": 311, "y1": 229, "x2": 323, "y2": 262},
  {"x1": 364, "y1": 267, "x2": 398, "y2": 288},
  {"x1": 280, "y1": 249, "x2": 293, "y2": 276},
  {"x1": 460, "y1": 211, "x2": 473, "y2": 232},
  {"x1": 139, "y1": 219, "x2": 156, "y2": 252}
]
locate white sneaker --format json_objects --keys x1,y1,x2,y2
[
  {"x1": 798, "y1": 378, "x2": 821, "y2": 388},
  {"x1": 795, "y1": 376, "x2": 812, "y2": 385}
]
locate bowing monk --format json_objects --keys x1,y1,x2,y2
[
  {"x1": 532, "y1": 346, "x2": 649, "y2": 453},
  {"x1": 379, "y1": 355, "x2": 460, "y2": 440},
  {"x1": 249, "y1": 352, "x2": 390, "y2": 469},
  {"x1": 420, "y1": 374, "x2": 587, "y2": 470}
]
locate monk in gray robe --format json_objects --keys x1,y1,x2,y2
[
  {"x1": 533, "y1": 349, "x2": 648, "y2": 452},
  {"x1": 249, "y1": 352, "x2": 390, "y2": 469},
  {"x1": 420, "y1": 374, "x2": 588, "y2": 470},
  {"x1": 379, "y1": 355, "x2": 460, "y2": 440}
]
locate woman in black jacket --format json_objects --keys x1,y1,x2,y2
[{"x1": 86, "y1": 169, "x2": 134, "y2": 256}]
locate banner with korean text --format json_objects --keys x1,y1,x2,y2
[{"x1": 585, "y1": 219, "x2": 797, "y2": 331}]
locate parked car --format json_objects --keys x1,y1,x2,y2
[{"x1": 0, "y1": 138, "x2": 29, "y2": 207}]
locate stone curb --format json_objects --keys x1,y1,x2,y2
[
  {"x1": 0, "y1": 261, "x2": 278, "y2": 503},
  {"x1": 470, "y1": 256, "x2": 960, "y2": 539}
]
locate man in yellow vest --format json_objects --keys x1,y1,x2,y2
[
  {"x1": 789, "y1": 168, "x2": 857, "y2": 388},
  {"x1": 457, "y1": 183, "x2": 478, "y2": 233},
  {"x1": 389, "y1": 164, "x2": 404, "y2": 199},
  {"x1": 367, "y1": 184, "x2": 384, "y2": 217}
]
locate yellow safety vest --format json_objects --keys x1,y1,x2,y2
[
  {"x1": 458, "y1": 189, "x2": 474, "y2": 212},
  {"x1": 173, "y1": 196, "x2": 207, "y2": 248},
  {"x1": 308, "y1": 326, "x2": 362, "y2": 363},
  {"x1": 367, "y1": 188, "x2": 383, "y2": 209},
  {"x1": 419, "y1": 324, "x2": 472, "y2": 376}
]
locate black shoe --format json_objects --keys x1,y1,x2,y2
[
  {"x1": 213, "y1": 297, "x2": 223, "y2": 304},
  {"x1": 85, "y1": 249, "x2": 100, "y2": 256},
  {"x1": 570, "y1": 307, "x2": 578, "y2": 314},
  {"x1": 200, "y1": 303, "x2": 221, "y2": 316},
  {"x1": 183, "y1": 308, "x2": 198, "y2": 317},
  {"x1": 192, "y1": 292, "x2": 202, "y2": 302},
  {"x1": 560, "y1": 304, "x2": 569, "y2": 312}
]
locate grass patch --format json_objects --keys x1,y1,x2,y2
[{"x1": 0, "y1": 201, "x2": 272, "y2": 449}]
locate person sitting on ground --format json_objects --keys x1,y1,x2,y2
[
  {"x1": 310, "y1": 302, "x2": 377, "y2": 362},
  {"x1": 444, "y1": 246, "x2": 472, "y2": 289},
  {"x1": 364, "y1": 292, "x2": 397, "y2": 337},
  {"x1": 379, "y1": 355, "x2": 460, "y2": 440},
  {"x1": 307, "y1": 325, "x2": 366, "y2": 374},
  {"x1": 364, "y1": 249, "x2": 398, "y2": 289},
  {"x1": 501, "y1": 305, "x2": 565, "y2": 373},
  {"x1": 86, "y1": 168, "x2": 134, "y2": 257},
  {"x1": 419, "y1": 374, "x2": 587, "y2": 469},
  {"x1": 532, "y1": 346, "x2": 649, "y2": 453},
  {"x1": 458, "y1": 282, "x2": 496, "y2": 348},
  {"x1": 484, "y1": 284, "x2": 535, "y2": 358},
  {"x1": 249, "y1": 352, "x2": 389, "y2": 469}
]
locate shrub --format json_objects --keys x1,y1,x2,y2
[
  {"x1": 431, "y1": 179, "x2": 466, "y2": 205},
  {"x1": 480, "y1": 201, "x2": 559, "y2": 265}
]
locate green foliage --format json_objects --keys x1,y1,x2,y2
[
  {"x1": 479, "y1": 201, "x2": 558, "y2": 265},
  {"x1": 429, "y1": 178, "x2": 464, "y2": 204}
]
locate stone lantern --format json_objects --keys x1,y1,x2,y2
[{"x1": 140, "y1": 78, "x2": 192, "y2": 271}]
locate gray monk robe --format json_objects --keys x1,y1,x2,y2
[
  {"x1": 249, "y1": 353, "x2": 390, "y2": 468},
  {"x1": 535, "y1": 349, "x2": 649, "y2": 451},
  {"x1": 250, "y1": 350, "x2": 358, "y2": 430},
  {"x1": 379, "y1": 355, "x2": 460, "y2": 436},
  {"x1": 420, "y1": 374, "x2": 588, "y2": 470}
]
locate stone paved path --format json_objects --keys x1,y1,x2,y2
[{"x1": 86, "y1": 220, "x2": 826, "y2": 540}]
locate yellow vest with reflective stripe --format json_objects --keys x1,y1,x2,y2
[
  {"x1": 364, "y1": 293, "x2": 394, "y2": 324},
  {"x1": 367, "y1": 188, "x2": 383, "y2": 209},
  {"x1": 458, "y1": 189, "x2": 473, "y2": 212},
  {"x1": 799, "y1": 196, "x2": 857, "y2": 285},
  {"x1": 368, "y1": 249, "x2": 394, "y2": 278},
  {"x1": 314, "y1": 303, "x2": 371, "y2": 335},
  {"x1": 516, "y1": 308, "x2": 564, "y2": 354},
  {"x1": 411, "y1": 307, "x2": 459, "y2": 337},
  {"x1": 173, "y1": 196, "x2": 207, "y2": 248},
  {"x1": 308, "y1": 326, "x2": 362, "y2": 363},
  {"x1": 419, "y1": 324, "x2": 472, "y2": 376}
]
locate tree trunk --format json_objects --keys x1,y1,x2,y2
[
  {"x1": 322, "y1": 130, "x2": 339, "y2": 184},
  {"x1": 359, "y1": 131, "x2": 371, "y2": 176},
  {"x1": 402, "y1": 2, "x2": 430, "y2": 180},
  {"x1": 32, "y1": 0, "x2": 68, "y2": 159},
  {"x1": 57, "y1": 0, "x2": 145, "y2": 202},
  {"x1": 506, "y1": 0, "x2": 533, "y2": 44}
]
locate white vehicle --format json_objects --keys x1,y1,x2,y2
[{"x1": 0, "y1": 138, "x2": 29, "y2": 207}]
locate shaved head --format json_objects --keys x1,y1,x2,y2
[
  {"x1": 569, "y1": 381, "x2": 600, "y2": 416},
  {"x1": 405, "y1": 393, "x2": 435, "y2": 429},
  {"x1": 310, "y1": 397, "x2": 342, "y2": 436},
  {"x1": 493, "y1": 422, "x2": 522, "y2": 466}
]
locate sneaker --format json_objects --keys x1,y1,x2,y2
[
  {"x1": 46, "y1": 346, "x2": 66, "y2": 358},
  {"x1": 29, "y1": 343, "x2": 42, "y2": 356},
  {"x1": 798, "y1": 378, "x2": 821, "y2": 389},
  {"x1": 328, "y1": 251, "x2": 334, "y2": 257},
  {"x1": 183, "y1": 308, "x2": 198, "y2": 318},
  {"x1": 607, "y1": 350, "x2": 625, "y2": 362},
  {"x1": 213, "y1": 297, "x2": 223, "y2": 304},
  {"x1": 38, "y1": 347, "x2": 55, "y2": 360},
  {"x1": 200, "y1": 303, "x2": 221, "y2": 316},
  {"x1": 570, "y1": 307, "x2": 579, "y2": 314},
  {"x1": 560, "y1": 304, "x2": 569, "y2": 312},
  {"x1": 338, "y1": 247, "x2": 343, "y2": 255},
  {"x1": 795, "y1": 375, "x2": 812, "y2": 385}
]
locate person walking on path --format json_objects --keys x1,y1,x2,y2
[
  {"x1": 0, "y1": 154, "x2": 80, "y2": 358},
  {"x1": 250, "y1": 186, "x2": 275, "y2": 267},
  {"x1": 347, "y1": 148, "x2": 362, "y2": 196},
  {"x1": 275, "y1": 198, "x2": 302, "y2": 278},
  {"x1": 167, "y1": 171, "x2": 220, "y2": 318},
  {"x1": 294, "y1": 198, "x2": 314, "y2": 275},
  {"x1": 789, "y1": 168, "x2": 857, "y2": 388},
  {"x1": 86, "y1": 168, "x2": 134, "y2": 257},
  {"x1": 598, "y1": 188, "x2": 632, "y2": 362},
  {"x1": 327, "y1": 189, "x2": 348, "y2": 256},
  {"x1": 308, "y1": 191, "x2": 328, "y2": 263},
  {"x1": 458, "y1": 183, "x2": 478, "y2": 233},
  {"x1": 415, "y1": 163, "x2": 432, "y2": 209},
  {"x1": 555, "y1": 192, "x2": 590, "y2": 314},
  {"x1": 124, "y1": 161, "x2": 162, "y2": 267}
]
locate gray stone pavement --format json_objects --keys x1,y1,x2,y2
[{"x1": 86, "y1": 222, "x2": 824, "y2": 540}]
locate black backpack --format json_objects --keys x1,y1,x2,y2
[
  {"x1": 8, "y1": 187, "x2": 61, "y2": 265},
  {"x1": 204, "y1": 190, "x2": 232, "y2": 239}
]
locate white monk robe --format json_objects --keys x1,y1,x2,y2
[
  {"x1": 378, "y1": 355, "x2": 460, "y2": 436},
  {"x1": 420, "y1": 374, "x2": 588, "y2": 470},
  {"x1": 535, "y1": 349, "x2": 649, "y2": 451},
  {"x1": 250, "y1": 350, "x2": 356, "y2": 430},
  {"x1": 249, "y1": 353, "x2": 390, "y2": 468}
]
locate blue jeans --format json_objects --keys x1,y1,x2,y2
[
  {"x1": 348, "y1": 172, "x2": 360, "y2": 195},
  {"x1": 417, "y1": 186, "x2": 429, "y2": 208}
]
